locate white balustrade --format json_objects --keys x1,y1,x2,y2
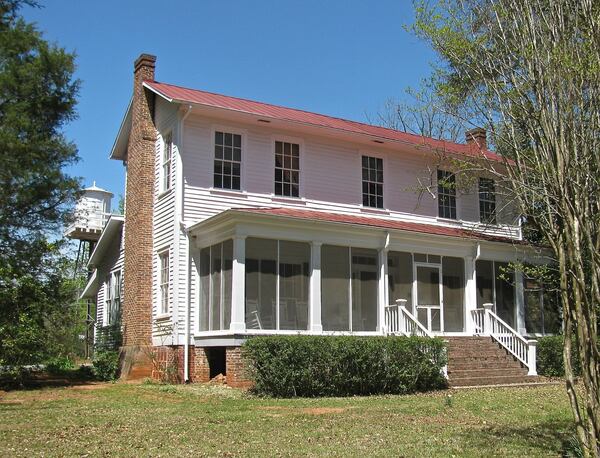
[
  {"x1": 385, "y1": 299, "x2": 432, "y2": 338},
  {"x1": 471, "y1": 303, "x2": 537, "y2": 376}
]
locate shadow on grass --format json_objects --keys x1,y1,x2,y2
[
  {"x1": 0, "y1": 367, "x2": 98, "y2": 391},
  {"x1": 458, "y1": 418, "x2": 575, "y2": 456}
]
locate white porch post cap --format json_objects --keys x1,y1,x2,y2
[
  {"x1": 395, "y1": 299, "x2": 407, "y2": 306},
  {"x1": 482, "y1": 302, "x2": 494, "y2": 311}
]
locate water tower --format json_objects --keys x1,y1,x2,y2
[
  {"x1": 65, "y1": 181, "x2": 113, "y2": 273},
  {"x1": 65, "y1": 182, "x2": 113, "y2": 358}
]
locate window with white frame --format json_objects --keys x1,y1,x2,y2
[
  {"x1": 274, "y1": 141, "x2": 300, "y2": 197},
  {"x1": 105, "y1": 270, "x2": 122, "y2": 325},
  {"x1": 361, "y1": 155, "x2": 384, "y2": 209},
  {"x1": 479, "y1": 177, "x2": 497, "y2": 224},
  {"x1": 159, "y1": 251, "x2": 170, "y2": 315},
  {"x1": 437, "y1": 169, "x2": 457, "y2": 219},
  {"x1": 161, "y1": 132, "x2": 172, "y2": 193},
  {"x1": 214, "y1": 131, "x2": 241, "y2": 190}
]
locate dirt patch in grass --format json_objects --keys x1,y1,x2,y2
[{"x1": 259, "y1": 406, "x2": 348, "y2": 415}]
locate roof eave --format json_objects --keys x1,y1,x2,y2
[
  {"x1": 110, "y1": 98, "x2": 133, "y2": 161},
  {"x1": 87, "y1": 215, "x2": 124, "y2": 268}
]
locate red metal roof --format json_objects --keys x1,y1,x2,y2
[
  {"x1": 232, "y1": 207, "x2": 517, "y2": 243},
  {"x1": 145, "y1": 80, "x2": 502, "y2": 162}
]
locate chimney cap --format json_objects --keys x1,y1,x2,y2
[
  {"x1": 134, "y1": 53, "x2": 156, "y2": 72},
  {"x1": 465, "y1": 127, "x2": 487, "y2": 149},
  {"x1": 465, "y1": 127, "x2": 486, "y2": 141}
]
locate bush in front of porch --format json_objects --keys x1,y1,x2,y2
[{"x1": 243, "y1": 335, "x2": 447, "y2": 397}]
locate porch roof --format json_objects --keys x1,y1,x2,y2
[{"x1": 193, "y1": 207, "x2": 519, "y2": 244}]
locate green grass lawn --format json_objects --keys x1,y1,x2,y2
[{"x1": 0, "y1": 382, "x2": 574, "y2": 457}]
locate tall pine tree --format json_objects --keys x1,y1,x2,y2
[{"x1": 0, "y1": 0, "x2": 82, "y2": 373}]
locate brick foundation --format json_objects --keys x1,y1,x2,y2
[
  {"x1": 148, "y1": 345, "x2": 252, "y2": 388},
  {"x1": 226, "y1": 346, "x2": 253, "y2": 389}
]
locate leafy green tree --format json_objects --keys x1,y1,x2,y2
[
  {"x1": 0, "y1": 0, "x2": 82, "y2": 376},
  {"x1": 410, "y1": 0, "x2": 600, "y2": 454}
]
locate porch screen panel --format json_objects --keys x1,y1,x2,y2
[
  {"x1": 198, "y1": 248, "x2": 210, "y2": 331},
  {"x1": 321, "y1": 245, "x2": 350, "y2": 331},
  {"x1": 351, "y1": 248, "x2": 378, "y2": 331},
  {"x1": 245, "y1": 238, "x2": 277, "y2": 330},
  {"x1": 279, "y1": 241, "x2": 310, "y2": 330},
  {"x1": 222, "y1": 240, "x2": 233, "y2": 329},
  {"x1": 524, "y1": 286, "x2": 543, "y2": 334},
  {"x1": 210, "y1": 244, "x2": 222, "y2": 330},
  {"x1": 442, "y1": 257, "x2": 465, "y2": 332},
  {"x1": 388, "y1": 251, "x2": 413, "y2": 307},
  {"x1": 417, "y1": 266, "x2": 441, "y2": 331},
  {"x1": 542, "y1": 290, "x2": 561, "y2": 334},
  {"x1": 476, "y1": 260, "x2": 494, "y2": 307},
  {"x1": 494, "y1": 262, "x2": 515, "y2": 328}
]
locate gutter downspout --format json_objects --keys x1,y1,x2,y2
[{"x1": 180, "y1": 105, "x2": 193, "y2": 382}]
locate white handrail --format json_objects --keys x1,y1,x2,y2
[
  {"x1": 471, "y1": 304, "x2": 537, "y2": 376},
  {"x1": 385, "y1": 299, "x2": 432, "y2": 338}
]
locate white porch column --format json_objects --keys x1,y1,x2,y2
[
  {"x1": 377, "y1": 248, "x2": 388, "y2": 334},
  {"x1": 464, "y1": 256, "x2": 478, "y2": 334},
  {"x1": 309, "y1": 242, "x2": 322, "y2": 332},
  {"x1": 515, "y1": 269, "x2": 526, "y2": 335},
  {"x1": 229, "y1": 235, "x2": 246, "y2": 332}
]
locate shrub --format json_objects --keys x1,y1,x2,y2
[
  {"x1": 45, "y1": 356, "x2": 75, "y2": 375},
  {"x1": 537, "y1": 335, "x2": 582, "y2": 377},
  {"x1": 92, "y1": 350, "x2": 120, "y2": 381},
  {"x1": 242, "y1": 335, "x2": 447, "y2": 397}
]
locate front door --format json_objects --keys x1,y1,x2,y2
[{"x1": 415, "y1": 264, "x2": 443, "y2": 333}]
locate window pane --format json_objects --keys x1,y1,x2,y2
[
  {"x1": 233, "y1": 134, "x2": 241, "y2": 148},
  {"x1": 222, "y1": 240, "x2": 233, "y2": 330},
  {"x1": 388, "y1": 251, "x2": 413, "y2": 308},
  {"x1": 210, "y1": 244, "x2": 222, "y2": 330},
  {"x1": 245, "y1": 238, "x2": 277, "y2": 330},
  {"x1": 215, "y1": 131, "x2": 223, "y2": 145},
  {"x1": 351, "y1": 248, "x2": 378, "y2": 331},
  {"x1": 443, "y1": 257, "x2": 465, "y2": 332},
  {"x1": 322, "y1": 245, "x2": 350, "y2": 331},
  {"x1": 279, "y1": 241, "x2": 310, "y2": 330},
  {"x1": 199, "y1": 248, "x2": 210, "y2": 331},
  {"x1": 495, "y1": 262, "x2": 515, "y2": 328},
  {"x1": 476, "y1": 260, "x2": 494, "y2": 308}
]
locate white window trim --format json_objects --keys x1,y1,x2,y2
[
  {"x1": 159, "y1": 131, "x2": 173, "y2": 196},
  {"x1": 158, "y1": 249, "x2": 170, "y2": 317},
  {"x1": 436, "y1": 168, "x2": 461, "y2": 221},
  {"x1": 210, "y1": 124, "x2": 248, "y2": 192},
  {"x1": 104, "y1": 269, "x2": 122, "y2": 326},
  {"x1": 478, "y1": 177, "x2": 497, "y2": 224},
  {"x1": 271, "y1": 134, "x2": 305, "y2": 200},
  {"x1": 358, "y1": 150, "x2": 388, "y2": 211}
]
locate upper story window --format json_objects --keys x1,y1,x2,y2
[
  {"x1": 161, "y1": 132, "x2": 172, "y2": 193},
  {"x1": 105, "y1": 270, "x2": 122, "y2": 325},
  {"x1": 159, "y1": 250, "x2": 170, "y2": 315},
  {"x1": 479, "y1": 177, "x2": 497, "y2": 224},
  {"x1": 362, "y1": 155, "x2": 384, "y2": 209},
  {"x1": 437, "y1": 169, "x2": 457, "y2": 219},
  {"x1": 274, "y1": 141, "x2": 300, "y2": 197},
  {"x1": 214, "y1": 131, "x2": 241, "y2": 190}
]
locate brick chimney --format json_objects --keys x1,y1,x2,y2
[
  {"x1": 465, "y1": 127, "x2": 487, "y2": 150},
  {"x1": 121, "y1": 54, "x2": 157, "y2": 378}
]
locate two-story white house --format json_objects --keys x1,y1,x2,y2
[{"x1": 82, "y1": 54, "x2": 558, "y2": 387}]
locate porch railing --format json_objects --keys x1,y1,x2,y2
[
  {"x1": 470, "y1": 304, "x2": 537, "y2": 376},
  {"x1": 385, "y1": 299, "x2": 432, "y2": 338}
]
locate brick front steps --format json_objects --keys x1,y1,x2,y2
[{"x1": 445, "y1": 336, "x2": 543, "y2": 387}]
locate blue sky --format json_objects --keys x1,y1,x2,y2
[{"x1": 24, "y1": 1, "x2": 435, "y2": 206}]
